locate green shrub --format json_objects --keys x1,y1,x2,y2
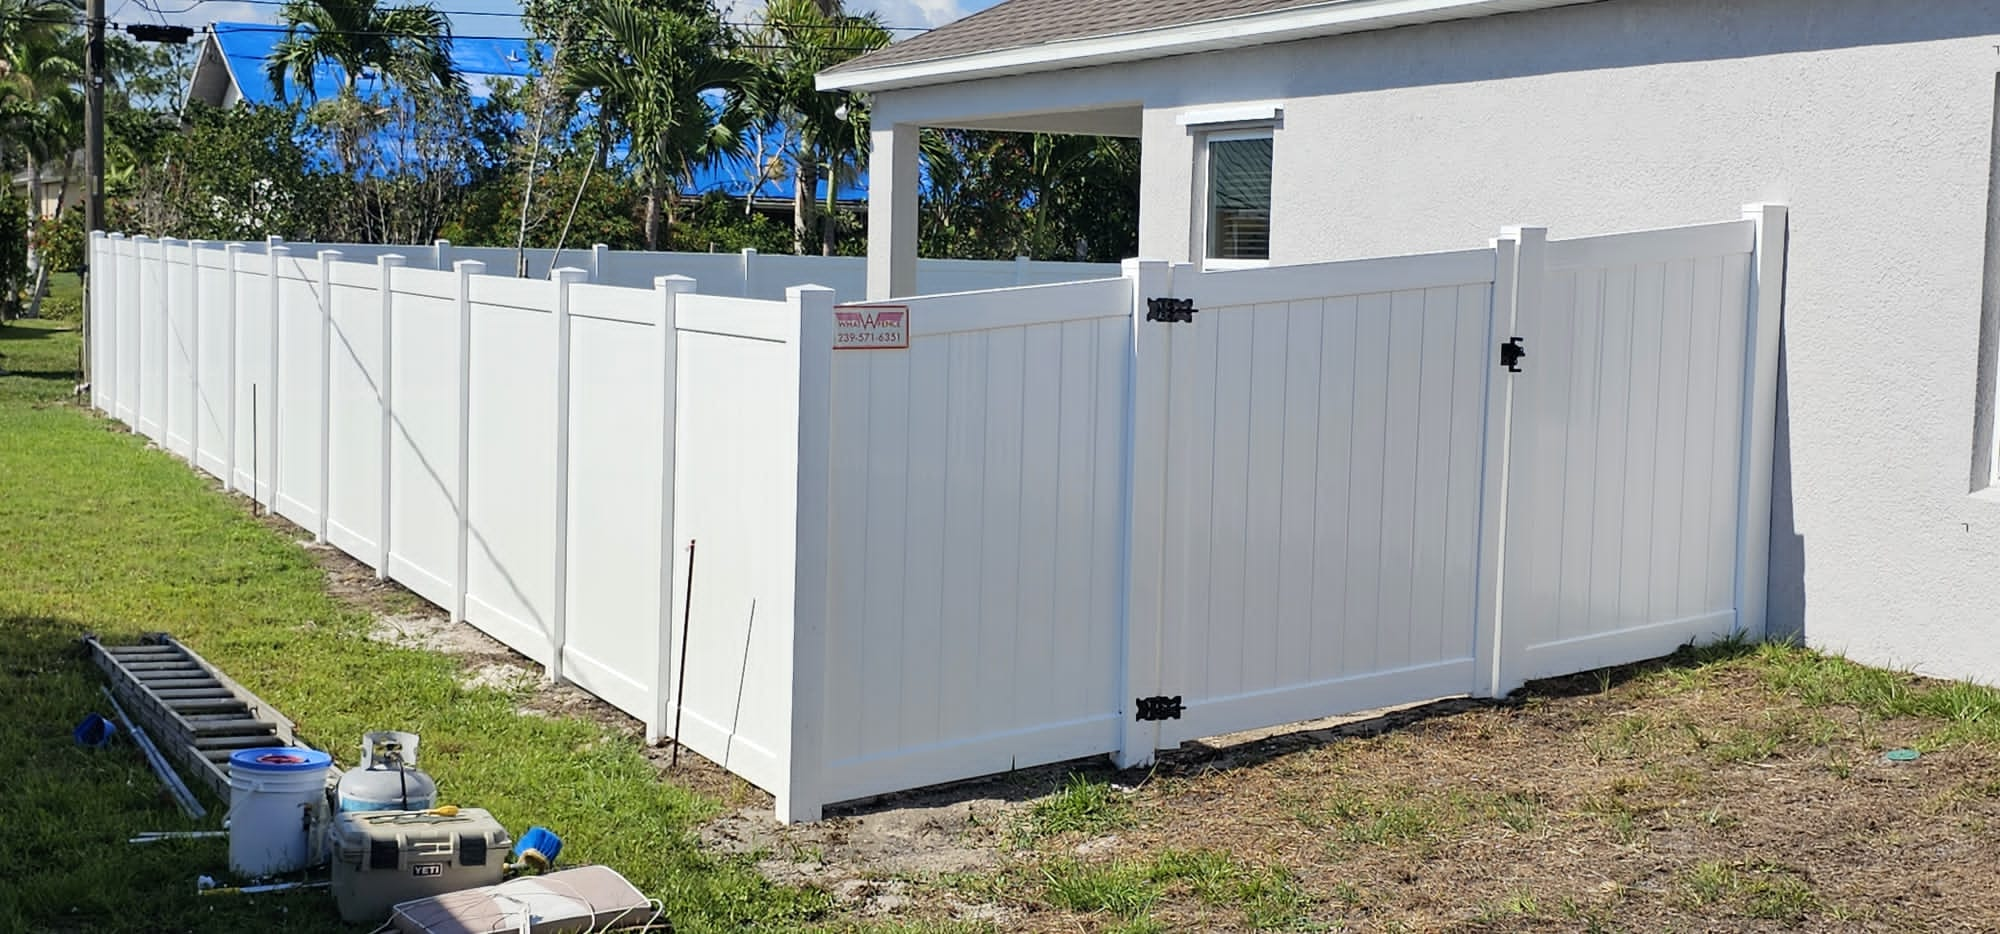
[
  {"x1": 33, "y1": 211, "x2": 84, "y2": 274},
  {"x1": 39, "y1": 294, "x2": 81, "y2": 321}
]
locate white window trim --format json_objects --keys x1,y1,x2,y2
[{"x1": 1196, "y1": 126, "x2": 1276, "y2": 270}]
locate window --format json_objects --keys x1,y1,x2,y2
[{"x1": 1204, "y1": 130, "x2": 1273, "y2": 265}]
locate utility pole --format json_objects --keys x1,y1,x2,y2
[{"x1": 83, "y1": 0, "x2": 105, "y2": 387}]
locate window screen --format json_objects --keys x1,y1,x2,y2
[{"x1": 1206, "y1": 135, "x2": 1273, "y2": 261}]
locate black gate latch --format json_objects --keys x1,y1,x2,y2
[
  {"x1": 1135, "y1": 695, "x2": 1184, "y2": 721},
  {"x1": 1146, "y1": 298, "x2": 1196, "y2": 323},
  {"x1": 1500, "y1": 337, "x2": 1526, "y2": 373}
]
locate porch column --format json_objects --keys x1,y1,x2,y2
[{"x1": 866, "y1": 121, "x2": 919, "y2": 300}]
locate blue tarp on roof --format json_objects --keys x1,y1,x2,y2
[
  {"x1": 209, "y1": 22, "x2": 867, "y2": 201},
  {"x1": 211, "y1": 22, "x2": 539, "y2": 107}
]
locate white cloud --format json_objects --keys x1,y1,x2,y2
[
  {"x1": 720, "y1": 0, "x2": 995, "y2": 32},
  {"x1": 155, "y1": 2, "x2": 271, "y2": 27}
]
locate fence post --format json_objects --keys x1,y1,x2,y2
[
  {"x1": 549, "y1": 267, "x2": 589, "y2": 682},
  {"x1": 1115, "y1": 258, "x2": 1171, "y2": 769},
  {"x1": 1471, "y1": 231, "x2": 1526, "y2": 699},
  {"x1": 452, "y1": 260, "x2": 483, "y2": 624},
  {"x1": 267, "y1": 244, "x2": 289, "y2": 514},
  {"x1": 589, "y1": 244, "x2": 607, "y2": 284},
  {"x1": 433, "y1": 238, "x2": 452, "y2": 272},
  {"x1": 224, "y1": 244, "x2": 241, "y2": 493},
  {"x1": 1734, "y1": 204, "x2": 1789, "y2": 643},
  {"x1": 377, "y1": 254, "x2": 405, "y2": 579},
  {"x1": 740, "y1": 248, "x2": 757, "y2": 298},
  {"x1": 1488, "y1": 226, "x2": 1546, "y2": 696},
  {"x1": 187, "y1": 240, "x2": 205, "y2": 466},
  {"x1": 648, "y1": 274, "x2": 694, "y2": 745},
  {"x1": 1014, "y1": 254, "x2": 1030, "y2": 285},
  {"x1": 778, "y1": 283, "x2": 835, "y2": 825},
  {"x1": 316, "y1": 250, "x2": 341, "y2": 542}
]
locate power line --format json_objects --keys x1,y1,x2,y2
[
  {"x1": 188, "y1": 22, "x2": 889, "y2": 53},
  {"x1": 127, "y1": 0, "x2": 932, "y2": 31}
]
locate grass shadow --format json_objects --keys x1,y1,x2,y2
[
  {"x1": 1521, "y1": 635, "x2": 1765, "y2": 702},
  {"x1": 0, "y1": 322, "x2": 73, "y2": 342},
  {"x1": 825, "y1": 639, "x2": 1770, "y2": 819}
]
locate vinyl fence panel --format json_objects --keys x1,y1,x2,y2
[
  {"x1": 113, "y1": 236, "x2": 140, "y2": 424},
  {"x1": 820, "y1": 277, "x2": 1135, "y2": 805},
  {"x1": 271, "y1": 251, "x2": 326, "y2": 531},
  {"x1": 666, "y1": 290, "x2": 821, "y2": 809},
  {"x1": 137, "y1": 238, "x2": 167, "y2": 441},
  {"x1": 460, "y1": 275, "x2": 563, "y2": 665},
  {"x1": 324, "y1": 258, "x2": 396, "y2": 561},
  {"x1": 195, "y1": 246, "x2": 234, "y2": 478},
  {"x1": 384, "y1": 264, "x2": 466, "y2": 609},
  {"x1": 163, "y1": 240, "x2": 200, "y2": 460},
  {"x1": 559, "y1": 280, "x2": 671, "y2": 724},
  {"x1": 231, "y1": 250, "x2": 276, "y2": 504}
]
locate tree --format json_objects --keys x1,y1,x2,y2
[
  {"x1": 0, "y1": 2, "x2": 82, "y2": 316},
  {"x1": 561, "y1": 0, "x2": 751, "y2": 250},
  {"x1": 112, "y1": 103, "x2": 333, "y2": 241},
  {"x1": 737, "y1": 0, "x2": 887, "y2": 254},
  {"x1": 918, "y1": 129, "x2": 1139, "y2": 263},
  {"x1": 265, "y1": 0, "x2": 461, "y2": 101}
]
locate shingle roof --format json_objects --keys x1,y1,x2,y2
[{"x1": 826, "y1": 0, "x2": 1329, "y2": 73}]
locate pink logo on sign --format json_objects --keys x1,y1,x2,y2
[{"x1": 834, "y1": 305, "x2": 909, "y2": 350}]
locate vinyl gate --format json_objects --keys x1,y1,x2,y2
[{"x1": 1115, "y1": 208, "x2": 1784, "y2": 763}]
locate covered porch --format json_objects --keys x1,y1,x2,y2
[{"x1": 845, "y1": 80, "x2": 1142, "y2": 299}]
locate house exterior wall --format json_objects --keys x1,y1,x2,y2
[{"x1": 870, "y1": 0, "x2": 2000, "y2": 685}]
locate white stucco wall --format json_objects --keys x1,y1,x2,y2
[{"x1": 872, "y1": 0, "x2": 2000, "y2": 684}]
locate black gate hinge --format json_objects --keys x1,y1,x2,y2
[
  {"x1": 1146, "y1": 298, "x2": 1197, "y2": 324},
  {"x1": 1500, "y1": 337, "x2": 1526, "y2": 373},
  {"x1": 1134, "y1": 695, "x2": 1184, "y2": 721}
]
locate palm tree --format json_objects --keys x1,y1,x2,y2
[
  {"x1": 739, "y1": 0, "x2": 888, "y2": 255},
  {"x1": 562, "y1": 0, "x2": 751, "y2": 250},
  {"x1": 265, "y1": 0, "x2": 462, "y2": 102},
  {"x1": 0, "y1": 2, "x2": 81, "y2": 317}
]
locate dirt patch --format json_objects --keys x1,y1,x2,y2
[
  {"x1": 262, "y1": 511, "x2": 760, "y2": 802},
  {"x1": 694, "y1": 658, "x2": 2000, "y2": 931}
]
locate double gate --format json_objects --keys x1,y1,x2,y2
[{"x1": 1119, "y1": 209, "x2": 1784, "y2": 761}]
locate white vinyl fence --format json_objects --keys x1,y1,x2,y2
[
  {"x1": 119, "y1": 236, "x2": 1118, "y2": 304},
  {"x1": 87, "y1": 205, "x2": 1785, "y2": 823}
]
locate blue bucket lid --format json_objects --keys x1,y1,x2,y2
[{"x1": 229, "y1": 747, "x2": 333, "y2": 772}]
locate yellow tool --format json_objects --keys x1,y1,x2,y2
[{"x1": 357, "y1": 805, "x2": 463, "y2": 826}]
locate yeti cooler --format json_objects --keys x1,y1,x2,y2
[{"x1": 331, "y1": 808, "x2": 511, "y2": 923}]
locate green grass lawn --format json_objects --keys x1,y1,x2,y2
[
  {"x1": 0, "y1": 320, "x2": 829, "y2": 931},
  {"x1": 46, "y1": 271, "x2": 81, "y2": 304}
]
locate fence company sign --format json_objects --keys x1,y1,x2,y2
[{"x1": 834, "y1": 305, "x2": 909, "y2": 350}]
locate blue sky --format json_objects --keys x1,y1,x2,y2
[{"x1": 134, "y1": 0, "x2": 1002, "y2": 38}]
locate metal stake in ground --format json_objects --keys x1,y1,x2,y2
[{"x1": 671, "y1": 539, "x2": 695, "y2": 769}]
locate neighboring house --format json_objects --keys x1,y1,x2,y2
[
  {"x1": 11, "y1": 161, "x2": 79, "y2": 218},
  {"x1": 183, "y1": 22, "x2": 540, "y2": 112},
  {"x1": 183, "y1": 22, "x2": 865, "y2": 214},
  {"x1": 821, "y1": 0, "x2": 2000, "y2": 686}
]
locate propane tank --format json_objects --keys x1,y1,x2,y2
[{"x1": 335, "y1": 731, "x2": 439, "y2": 813}]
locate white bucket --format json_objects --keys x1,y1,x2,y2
[{"x1": 227, "y1": 747, "x2": 333, "y2": 878}]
